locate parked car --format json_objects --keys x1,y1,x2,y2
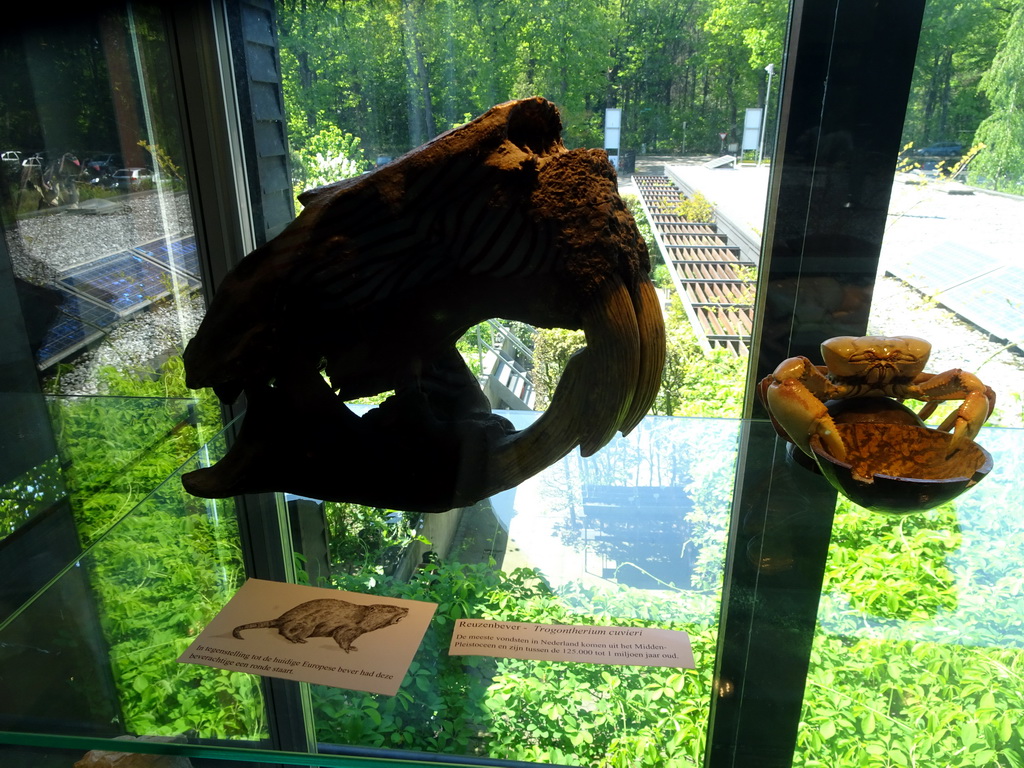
[
  {"x1": 83, "y1": 153, "x2": 120, "y2": 180},
  {"x1": 105, "y1": 167, "x2": 154, "y2": 190},
  {"x1": 914, "y1": 141, "x2": 963, "y2": 157},
  {"x1": 1, "y1": 150, "x2": 22, "y2": 164}
]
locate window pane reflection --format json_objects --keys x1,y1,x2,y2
[{"x1": 2, "y1": 4, "x2": 203, "y2": 395}]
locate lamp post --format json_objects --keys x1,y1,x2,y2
[{"x1": 757, "y1": 63, "x2": 775, "y2": 166}]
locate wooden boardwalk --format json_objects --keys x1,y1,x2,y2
[{"x1": 633, "y1": 175, "x2": 755, "y2": 355}]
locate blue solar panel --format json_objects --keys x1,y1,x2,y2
[
  {"x1": 35, "y1": 288, "x2": 120, "y2": 367},
  {"x1": 886, "y1": 241, "x2": 1023, "y2": 346},
  {"x1": 934, "y1": 265, "x2": 1024, "y2": 344},
  {"x1": 888, "y1": 241, "x2": 1004, "y2": 295},
  {"x1": 134, "y1": 235, "x2": 201, "y2": 280},
  {"x1": 58, "y1": 251, "x2": 174, "y2": 314}
]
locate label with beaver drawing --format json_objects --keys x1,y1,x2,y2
[
  {"x1": 178, "y1": 578, "x2": 437, "y2": 695},
  {"x1": 448, "y1": 619, "x2": 695, "y2": 668}
]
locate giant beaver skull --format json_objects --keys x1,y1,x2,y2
[{"x1": 182, "y1": 98, "x2": 664, "y2": 513}]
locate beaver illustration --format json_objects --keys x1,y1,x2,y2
[{"x1": 232, "y1": 598, "x2": 408, "y2": 652}]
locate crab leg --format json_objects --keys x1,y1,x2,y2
[{"x1": 906, "y1": 369, "x2": 995, "y2": 454}]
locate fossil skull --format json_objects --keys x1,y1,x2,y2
[{"x1": 182, "y1": 98, "x2": 665, "y2": 513}]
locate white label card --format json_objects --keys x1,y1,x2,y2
[
  {"x1": 178, "y1": 578, "x2": 437, "y2": 696},
  {"x1": 448, "y1": 619, "x2": 695, "y2": 668}
]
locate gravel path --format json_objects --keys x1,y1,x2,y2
[{"x1": 10, "y1": 190, "x2": 204, "y2": 395}]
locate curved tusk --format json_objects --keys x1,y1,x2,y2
[
  {"x1": 575, "y1": 273, "x2": 642, "y2": 455},
  {"x1": 477, "y1": 274, "x2": 642, "y2": 499},
  {"x1": 619, "y1": 277, "x2": 665, "y2": 435},
  {"x1": 475, "y1": 345, "x2": 596, "y2": 497}
]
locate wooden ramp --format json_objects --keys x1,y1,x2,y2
[{"x1": 633, "y1": 175, "x2": 755, "y2": 355}]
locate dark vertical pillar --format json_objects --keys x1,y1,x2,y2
[
  {"x1": 225, "y1": 0, "x2": 296, "y2": 243},
  {"x1": 749, "y1": 0, "x2": 927, "y2": 391}
]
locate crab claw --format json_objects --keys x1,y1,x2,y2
[
  {"x1": 765, "y1": 376, "x2": 847, "y2": 461},
  {"x1": 937, "y1": 387, "x2": 995, "y2": 455}
]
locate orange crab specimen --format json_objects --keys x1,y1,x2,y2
[{"x1": 762, "y1": 335, "x2": 995, "y2": 461}]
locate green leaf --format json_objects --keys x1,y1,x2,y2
[
  {"x1": 960, "y1": 719, "x2": 979, "y2": 746},
  {"x1": 860, "y1": 712, "x2": 876, "y2": 735}
]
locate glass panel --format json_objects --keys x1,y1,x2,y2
[
  {"x1": 0, "y1": 3, "x2": 208, "y2": 549},
  {"x1": 308, "y1": 413, "x2": 736, "y2": 764},
  {"x1": 797, "y1": 426, "x2": 1024, "y2": 767},
  {"x1": 0, "y1": 408, "x2": 265, "y2": 744},
  {"x1": 0, "y1": 411, "x2": 739, "y2": 764},
  {"x1": 267, "y1": 0, "x2": 792, "y2": 762},
  {"x1": 796, "y1": 4, "x2": 1024, "y2": 765},
  {"x1": 4, "y1": 415, "x2": 1023, "y2": 766},
  {"x1": 273, "y1": 0, "x2": 788, "y2": 419}
]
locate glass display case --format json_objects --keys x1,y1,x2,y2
[{"x1": 2, "y1": 0, "x2": 1022, "y2": 765}]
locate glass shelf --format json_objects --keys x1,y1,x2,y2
[{"x1": 1, "y1": 404, "x2": 1022, "y2": 767}]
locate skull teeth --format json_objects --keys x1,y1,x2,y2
[
  {"x1": 477, "y1": 272, "x2": 663, "y2": 497},
  {"x1": 620, "y1": 278, "x2": 666, "y2": 436}
]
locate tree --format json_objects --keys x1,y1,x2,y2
[
  {"x1": 291, "y1": 120, "x2": 371, "y2": 200},
  {"x1": 969, "y1": 4, "x2": 1024, "y2": 194},
  {"x1": 902, "y1": 0, "x2": 1010, "y2": 148}
]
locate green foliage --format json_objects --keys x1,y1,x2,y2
[
  {"x1": 44, "y1": 355, "x2": 265, "y2": 739},
  {"x1": 903, "y1": 0, "x2": 1010, "y2": 151},
  {"x1": 322, "y1": 501, "x2": 426, "y2": 584},
  {"x1": 796, "y1": 442, "x2": 1024, "y2": 767},
  {"x1": 313, "y1": 560, "x2": 719, "y2": 765},
  {"x1": 531, "y1": 294, "x2": 746, "y2": 419},
  {"x1": 798, "y1": 636, "x2": 1024, "y2": 768},
  {"x1": 531, "y1": 327, "x2": 587, "y2": 411},
  {"x1": 137, "y1": 140, "x2": 183, "y2": 182},
  {"x1": 671, "y1": 190, "x2": 716, "y2": 223},
  {"x1": 481, "y1": 586, "x2": 718, "y2": 766},
  {"x1": 292, "y1": 121, "x2": 371, "y2": 201},
  {"x1": 48, "y1": 357, "x2": 220, "y2": 546},
  {"x1": 91, "y1": 499, "x2": 265, "y2": 739},
  {"x1": 275, "y1": 0, "x2": 786, "y2": 157},
  {"x1": 703, "y1": 0, "x2": 787, "y2": 73},
  {"x1": 824, "y1": 501, "x2": 961, "y2": 621},
  {"x1": 969, "y1": 5, "x2": 1024, "y2": 194},
  {"x1": 655, "y1": 294, "x2": 746, "y2": 418},
  {"x1": 623, "y1": 194, "x2": 656, "y2": 253}
]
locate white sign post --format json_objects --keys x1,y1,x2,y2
[
  {"x1": 742, "y1": 108, "x2": 763, "y2": 159},
  {"x1": 604, "y1": 108, "x2": 622, "y2": 169}
]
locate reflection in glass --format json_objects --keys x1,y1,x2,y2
[
  {"x1": 0, "y1": 409, "x2": 265, "y2": 744},
  {"x1": 307, "y1": 414, "x2": 735, "y2": 764},
  {"x1": 2, "y1": 5, "x2": 202, "y2": 396},
  {"x1": 0, "y1": 4, "x2": 208, "y2": 549}
]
